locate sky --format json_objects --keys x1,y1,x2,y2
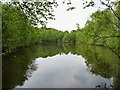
[
  {"x1": 46, "y1": 0, "x2": 99, "y2": 31},
  {"x1": 2, "y1": 0, "x2": 116, "y2": 31},
  {"x1": 1, "y1": 0, "x2": 99, "y2": 32},
  {"x1": 46, "y1": 0, "x2": 117, "y2": 31}
]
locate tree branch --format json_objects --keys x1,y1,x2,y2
[{"x1": 99, "y1": 0, "x2": 120, "y2": 21}]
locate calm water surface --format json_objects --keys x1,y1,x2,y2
[{"x1": 3, "y1": 44, "x2": 119, "y2": 88}]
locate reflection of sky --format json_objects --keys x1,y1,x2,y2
[{"x1": 17, "y1": 53, "x2": 113, "y2": 88}]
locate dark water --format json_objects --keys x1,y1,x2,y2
[{"x1": 2, "y1": 44, "x2": 119, "y2": 88}]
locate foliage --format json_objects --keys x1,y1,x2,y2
[
  {"x1": 2, "y1": 3, "x2": 42, "y2": 54},
  {"x1": 63, "y1": 31, "x2": 76, "y2": 43},
  {"x1": 38, "y1": 28, "x2": 64, "y2": 44},
  {"x1": 2, "y1": 1, "x2": 119, "y2": 56},
  {"x1": 76, "y1": 8, "x2": 120, "y2": 56},
  {"x1": 2, "y1": 2, "x2": 70, "y2": 54},
  {"x1": 6, "y1": 0, "x2": 58, "y2": 27},
  {"x1": 2, "y1": 1, "x2": 120, "y2": 89}
]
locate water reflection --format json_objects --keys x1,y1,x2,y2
[{"x1": 2, "y1": 44, "x2": 119, "y2": 88}]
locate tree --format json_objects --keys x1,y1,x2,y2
[
  {"x1": 62, "y1": 0, "x2": 120, "y2": 21},
  {"x1": 4, "y1": 0, "x2": 58, "y2": 27}
]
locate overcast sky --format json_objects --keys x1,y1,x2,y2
[
  {"x1": 2, "y1": 0, "x2": 116, "y2": 31},
  {"x1": 46, "y1": 0, "x2": 99, "y2": 31},
  {"x1": 1, "y1": 0, "x2": 99, "y2": 32},
  {"x1": 46, "y1": 0, "x2": 116, "y2": 31}
]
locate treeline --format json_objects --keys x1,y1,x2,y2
[
  {"x1": 2, "y1": 2, "x2": 120, "y2": 56},
  {"x1": 2, "y1": 3, "x2": 71, "y2": 54},
  {"x1": 2, "y1": 2, "x2": 76, "y2": 54}
]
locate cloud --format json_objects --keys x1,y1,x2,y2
[{"x1": 46, "y1": 0, "x2": 97, "y2": 31}]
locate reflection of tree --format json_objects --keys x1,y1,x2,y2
[
  {"x1": 112, "y1": 75, "x2": 120, "y2": 89},
  {"x1": 62, "y1": 43, "x2": 76, "y2": 55},
  {"x1": 2, "y1": 44, "x2": 64, "y2": 88},
  {"x1": 94, "y1": 80, "x2": 120, "y2": 89},
  {"x1": 95, "y1": 83, "x2": 111, "y2": 89},
  {"x1": 24, "y1": 60, "x2": 38, "y2": 80},
  {"x1": 3, "y1": 43, "x2": 119, "y2": 88},
  {"x1": 3, "y1": 43, "x2": 76, "y2": 88},
  {"x1": 77, "y1": 44, "x2": 120, "y2": 89},
  {"x1": 76, "y1": 44, "x2": 119, "y2": 89},
  {"x1": 2, "y1": 47, "x2": 38, "y2": 88},
  {"x1": 90, "y1": 61, "x2": 113, "y2": 78}
]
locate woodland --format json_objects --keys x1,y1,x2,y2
[{"x1": 1, "y1": 0, "x2": 120, "y2": 56}]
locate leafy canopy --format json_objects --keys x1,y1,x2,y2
[{"x1": 7, "y1": 0, "x2": 58, "y2": 27}]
